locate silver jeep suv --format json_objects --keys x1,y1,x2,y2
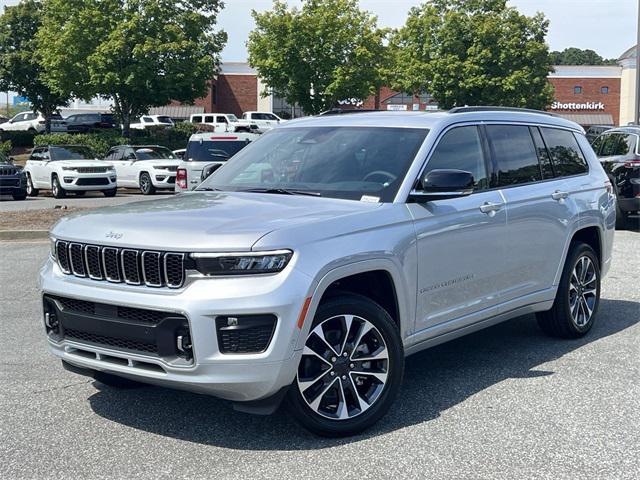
[{"x1": 40, "y1": 107, "x2": 615, "y2": 436}]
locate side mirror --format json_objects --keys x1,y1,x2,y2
[
  {"x1": 7, "y1": 156, "x2": 14, "y2": 164},
  {"x1": 409, "y1": 169, "x2": 475, "y2": 202}
]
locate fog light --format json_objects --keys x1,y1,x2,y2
[
  {"x1": 44, "y1": 312, "x2": 59, "y2": 333},
  {"x1": 63, "y1": 177, "x2": 73, "y2": 183},
  {"x1": 110, "y1": 176, "x2": 116, "y2": 182}
]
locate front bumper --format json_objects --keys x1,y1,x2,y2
[
  {"x1": 60, "y1": 173, "x2": 116, "y2": 191},
  {"x1": 151, "y1": 171, "x2": 177, "y2": 189},
  {"x1": 39, "y1": 258, "x2": 311, "y2": 401},
  {"x1": 0, "y1": 175, "x2": 26, "y2": 195}
]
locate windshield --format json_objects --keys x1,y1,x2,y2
[
  {"x1": 49, "y1": 146, "x2": 97, "y2": 161},
  {"x1": 227, "y1": 114, "x2": 239, "y2": 123},
  {"x1": 134, "y1": 146, "x2": 176, "y2": 160},
  {"x1": 185, "y1": 139, "x2": 251, "y2": 162},
  {"x1": 198, "y1": 126, "x2": 428, "y2": 202}
]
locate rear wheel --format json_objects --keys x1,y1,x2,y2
[
  {"x1": 287, "y1": 293, "x2": 403, "y2": 437},
  {"x1": 51, "y1": 175, "x2": 65, "y2": 199},
  {"x1": 537, "y1": 242, "x2": 601, "y2": 338},
  {"x1": 26, "y1": 174, "x2": 39, "y2": 197},
  {"x1": 139, "y1": 172, "x2": 156, "y2": 195}
]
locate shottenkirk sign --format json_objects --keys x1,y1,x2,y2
[{"x1": 550, "y1": 101, "x2": 605, "y2": 111}]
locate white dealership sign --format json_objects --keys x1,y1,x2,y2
[
  {"x1": 550, "y1": 101, "x2": 605, "y2": 111},
  {"x1": 387, "y1": 104, "x2": 408, "y2": 111}
]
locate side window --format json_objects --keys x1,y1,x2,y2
[
  {"x1": 14, "y1": 113, "x2": 26, "y2": 123},
  {"x1": 217, "y1": 116, "x2": 228, "y2": 123},
  {"x1": 590, "y1": 134, "x2": 606, "y2": 155},
  {"x1": 541, "y1": 128, "x2": 589, "y2": 176},
  {"x1": 143, "y1": 117, "x2": 153, "y2": 123},
  {"x1": 41, "y1": 148, "x2": 50, "y2": 161},
  {"x1": 424, "y1": 126, "x2": 488, "y2": 190},
  {"x1": 124, "y1": 148, "x2": 136, "y2": 160},
  {"x1": 204, "y1": 115, "x2": 215, "y2": 123},
  {"x1": 600, "y1": 133, "x2": 633, "y2": 157},
  {"x1": 487, "y1": 125, "x2": 542, "y2": 186},
  {"x1": 266, "y1": 114, "x2": 279, "y2": 121},
  {"x1": 29, "y1": 148, "x2": 42, "y2": 161},
  {"x1": 529, "y1": 127, "x2": 554, "y2": 179},
  {"x1": 192, "y1": 115, "x2": 202, "y2": 123},
  {"x1": 105, "y1": 149, "x2": 118, "y2": 161}
]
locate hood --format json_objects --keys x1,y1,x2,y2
[
  {"x1": 51, "y1": 191, "x2": 382, "y2": 251},
  {"x1": 53, "y1": 160, "x2": 112, "y2": 168},
  {"x1": 137, "y1": 159, "x2": 182, "y2": 168}
]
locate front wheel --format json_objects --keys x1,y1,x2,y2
[
  {"x1": 139, "y1": 172, "x2": 156, "y2": 195},
  {"x1": 537, "y1": 242, "x2": 601, "y2": 338},
  {"x1": 287, "y1": 293, "x2": 403, "y2": 437},
  {"x1": 51, "y1": 176, "x2": 65, "y2": 199},
  {"x1": 103, "y1": 188, "x2": 117, "y2": 197},
  {"x1": 12, "y1": 192, "x2": 27, "y2": 201}
]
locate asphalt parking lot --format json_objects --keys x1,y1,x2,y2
[
  {"x1": 0, "y1": 190, "x2": 173, "y2": 213},
  {"x1": 1, "y1": 231, "x2": 638, "y2": 479}
]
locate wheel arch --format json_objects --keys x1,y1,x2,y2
[
  {"x1": 297, "y1": 259, "x2": 411, "y2": 351},
  {"x1": 570, "y1": 226, "x2": 602, "y2": 269}
]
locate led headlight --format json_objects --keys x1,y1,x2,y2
[
  {"x1": 49, "y1": 237, "x2": 57, "y2": 260},
  {"x1": 190, "y1": 250, "x2": 292, "y2": 276}
]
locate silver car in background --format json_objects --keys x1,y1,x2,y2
[{"x1": 40, "y1": 108, "x2": 615, "y2": 437}]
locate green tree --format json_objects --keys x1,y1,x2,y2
[
  {"x1": 248, "y1": 0, "x2": 387, "y2": 115},
  {"x1": 389, "y1": 0, "x2": 554, "y2": 110},
  {"x1": 550, "y1": 48, "x2": 617, "y2": 66},
  {"x1": 0, "y1": 0, "x2": 70, "y2": 133},
  {"x1": 37, "y1": 0, "x2": 226, "y2": 137}
]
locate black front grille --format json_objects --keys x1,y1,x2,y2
[
  {"x1": 76, "y1": 177, "x2": 109, "y2": 186},
  {"x1": 64, "y1": 328, "x2": 157, "y2": 353},
  {"x1": 216, "y1": 315, "x2": 277, "y2": 354},
  {"x1": 54, "y1": 240, "x2": 185, "y2": 288},
  {"x1": 77, "y1": 167, "x2": 108, "y2": 174},
  {"x1": 45, "y1": 295, "x2": 192, "y2": 359},
  {"x1": 0, "y1": 166, "x2": 18, "y2": 176}
]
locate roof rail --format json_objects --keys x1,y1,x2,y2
[{"x1": 448, "y1": 106, "x2": 557, "y2": 117}]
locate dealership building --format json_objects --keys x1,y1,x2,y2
[{"x1": 172, "y1": 46, "x2": 639, "y2": 128}]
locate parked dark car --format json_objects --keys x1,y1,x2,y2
[
  {"x1": 0, "y1": 151, "x2": 27, "y2": 200},
  {"x1": 65, "y1": 113, "x2": 116, "y2": 133},
  {"x1": 585, "y1": 125, "x2": 613, "y2": 144},
  {"x1": 592, "y1": 126, "x2": 640, "y2": 229}
]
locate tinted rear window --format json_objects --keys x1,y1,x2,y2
[
  {"x1": 540, "y1": 128, "x2": 589, "y2": 176},
  {"x1": 487, "y1": 125, "x2": 542, "y2": 186},
  {"x1": 599, "y1": 133, "x2": 634, "y2": 157},
  {"x1": 185, "y1": 140, "x2": 251, "y2": 162}
]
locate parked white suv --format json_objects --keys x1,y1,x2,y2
[
  {"x1": 242, "y1": 111, "x2": 286, "y2": 133},
  {"x1": 41, "y1": 108, "x2": 615, "y2": 436},
  {"x1": 0, "y1": 111, "x2": 67, "y2": 133},
  {"x1": 189, "y1": 113, "x2": 259, "y2": 133},
  {"x1": 24, "y1": 145, "x2": 116, "y2": 198},
  {"x1": 175, "y1": 132, "x2": 258, "y2": 192},
  {"x1": 129, "y1": 115, "x2": 174, "y2": 130},
  {"x1": 104, "y1": 145, "x2": 181, "y2": 194}
]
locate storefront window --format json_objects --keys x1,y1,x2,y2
[{"x1": 574, "y1": 86, "x2": 583, "y2": 94}]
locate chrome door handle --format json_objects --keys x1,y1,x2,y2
[
  {"x1": 551, "y1": 190, "x2": 569, "y2": 201},
  {"x1": 479, "y1": 202, "x2": 503, "y2": 214}
]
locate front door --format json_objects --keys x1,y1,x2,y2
[{"x1": 408, "y1": 125, "x2": 508, "y2": 334}]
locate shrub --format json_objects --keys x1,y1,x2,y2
[
  {"x1": 0, "y1": 130, "x2": 36, "y2": 148},
  {"x1": 0, "y1": 140, "x2": 11, "y2": 156},
  {"x1": 34, "y1": 123, "x2": 203, "y2": 158}
]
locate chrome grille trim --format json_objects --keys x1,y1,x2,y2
[
  {"x1": 121, "y1": 249, "x2": 142, "y2": 285},
  {"x1": 69, "y1": 243, "x2": 87, "y2": 277},
  {"x1": 54, "y1": 240, "x2": 186, "y2": 289},
  {"x1": 84, "y1": 245, "x2": 103, "y2": 280},
  {"x1": 164, "y1": 253, "x2": 185, "y2": 288},
  {"x1": 102, "y1": 247, "x2": 121, "y2": 283},
  {"x1": 141, "y1": 251, "x2": 162, "y2": 287}
]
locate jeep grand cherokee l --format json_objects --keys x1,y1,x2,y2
[{"x1": 40, "y1": 108, "x2": 615, "y2": 437}]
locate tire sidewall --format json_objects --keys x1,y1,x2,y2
[
  {"x1": 560, "y1": 244, "x2": 601, "y2": 335},
  {"x1": 287, "y1": 294, "x2": 404, "y2": 437},
  {"x1": 52, "y1": 176, "x2": 64, "y2": 198},
  {"x1": 140, "y1": 173, "x2": 153, "y2": 195}
]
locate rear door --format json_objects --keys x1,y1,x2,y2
[
  {"x1": 491, "y1": 124, "x2": 583, "y2": 308},
  {"x1": 409, "y1": 124, "x2": 508, "y2": 333}
]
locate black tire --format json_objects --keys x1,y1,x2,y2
[
  {"x1": 287, "y1": 293, "x2": 404, "y2": 437},
  {"x1": 537, "y1": 242, "x2": 601, "y2": 339},
  {"x1": 139, "y1": 172, "x2": 156, "y2": 195},
  {"x1": 12, "y1": 192, "x2": 27, "y2": 200},
  {"x1": 51, "y1": 175, "x2": 66, "y2": 199},
  {"x1": 74, "y1": 191, "x2": 86, "y2": 197},
  {"x1": 26, "y1": 174, "x2": 39, "y2": 197},
  {"x1": 93, "y1": 371, "x2": 144, "y2": 389},
  {"x1": 103, "y1": 188, "x2": 117, "y2": 197}
]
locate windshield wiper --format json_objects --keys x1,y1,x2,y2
[{"x1": 239, "y1": 188, "x2": 322, "y2": 197}]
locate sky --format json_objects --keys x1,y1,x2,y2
[{"x1": 0, "y1": 0, "x2": 637, "y2": 103}]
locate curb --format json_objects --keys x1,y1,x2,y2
[{"x1": 0, "y1": 230, "x2": 49, "y2": 241}]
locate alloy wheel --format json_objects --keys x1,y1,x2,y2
[
  {"x1": 568, "y1": 255, "x2": 598, "y2": 327},
  {"x1": 26, "y1": 176, "x2": 33, "y2": 195},
  {"x1": 297, "y1": 314, "x2": 389, "y2": 420}
]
